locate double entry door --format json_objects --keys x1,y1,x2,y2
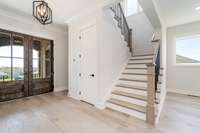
[{"x1": 0, "y1": 29, "x2": 54, "y2": 102}]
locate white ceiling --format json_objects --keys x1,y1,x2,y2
[
  {"x1": 0, "y1": 0, "x2": 105, "y2": 25},
  {"x1": 157, "y1": 0, "x2": 200, "y2": 27}
]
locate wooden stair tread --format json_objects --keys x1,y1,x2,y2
[
  {"x1": 107, "y1": 98, "x2": 146, "y2": 113},
  {"x1": 112, "y1": 91, "x2": 147, "y2": 101},
  {"x1": 122, "y1": 73, "x2": 150, "y2": 75},
  {"x1": 132, "y1": 54, "x2": 154, "y2": 57},
  {"x1": 129, "y1": 58, "x2": 153, "y2": 61},
  {"x1": 116, "y1": 84, "x2": 146, "y2": 91},
  {"x1": 119, "y1": 78, "x2": 147, "y2": 82},
  {"x1": 125, "y1": 67, "x2": 147, "y2": 70},
  {"x1": 128, "y1": 63, "x2": 151, "y2": 65}
]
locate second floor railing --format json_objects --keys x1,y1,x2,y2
[{"x1": 110, "y1": 3, "x2": 133, "y2": 53}]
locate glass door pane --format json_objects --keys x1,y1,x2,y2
[
  {"x1": 30, "y1": 38, "x2": 53, "y2": 95},
  {"x1": 0, "y1": 58, "x2": 11, "y2": 82},
  {"x1": 0, "y1": 32, "x2": 11, "y2": 57},
  {"x1": 32, "y1": 39, "x2": 52, "y2": 79},
  {"x1": 0, "y1": 32, "x2": 11, "y2": 82},
  {"x1": 0, "y1": 32, "x2": 28, "y2": 102},
  {"x1": 12, "y1": 35, "x2": 25, "y2": 81}
]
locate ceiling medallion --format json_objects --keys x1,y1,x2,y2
[{"x1": 33, "y1": 0, "x2": 53, "y2": 25}]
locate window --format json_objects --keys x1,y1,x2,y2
[
  {"x1": 124, "y1": 0, "x2": 143, "y2": 17},
  {"x1": 0, "y1": 32, "x2": 24, "y2": 82},
  {"x1": 176, "y1": 35, "x2": 200, "y2": 64}
]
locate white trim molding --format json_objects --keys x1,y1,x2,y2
[{"x1": 168, "y1": 88, "x2": 200, "y2": 97}]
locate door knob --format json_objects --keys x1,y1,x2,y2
[{"x1": 89, "y1": 74, "x2": 95, "y2": 77}]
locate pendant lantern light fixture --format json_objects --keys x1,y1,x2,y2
[{"x1": 33, "y1": 0, "x2": 53, "y2": 25}]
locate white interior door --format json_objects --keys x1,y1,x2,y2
[{"x1": 79, "y1": 24, "x2": 97, "y2": 105}]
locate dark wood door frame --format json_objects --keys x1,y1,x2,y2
[{"x1": 0, "y1": 28, "x2": 54, "y2": 102}]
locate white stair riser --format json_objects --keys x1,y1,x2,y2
[
  {"x1": 111, "y1": 94, "x2": 147, "y2": 106},
  {"x1": 130, "y1": 55, "x2": 153, "y2": 60},
  {"x1": 120, "y1": 75, "x2": 147, "y2": 80},
  {"x1": 126, "y1": 64, "x2": 147, "y2": 68},
  {"x1": 114, "y1": 87, "x2": 147, "y2": 96},
  {"x1": 157, "y1": 84, "x2": 162, "y2": 88},
  {"x1": 123, "y1": 69, "x2": 147, "y2": 74},
  {"x1": 106, "y1": 102, "x2": 146, "y2": 120},
  {"x1": 118, "y1": 80, "x2": 147, "y2": 87},
  {"x1": 159, "y1": 76, "x2": 163, "y2": 81},
  {"x1": 160, "y1": 71, "x2": 164, "y2": 75},
  {"x1": 129, "y1": 60, "x2": 152, "y2": 64}
]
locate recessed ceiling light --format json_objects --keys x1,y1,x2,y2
[{"x1": 196, "y1": 6, "x2": 200, "y2": 11}]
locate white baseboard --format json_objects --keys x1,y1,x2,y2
[
  {"x1": 95, "y1": 101, "x2": 106, "y2": 110},
  {"x1": 168, "y1": 88, "x2": 200, "y2": 97},
  {"x1": 155, "y1": 89, "x2": 166, "y2": 124},
  {"x1": 54, "y1": 86, "x2": 68, "y2": 92},
  {"x1": 68, "y1": 92, "x2": 81, "y2": 101}
]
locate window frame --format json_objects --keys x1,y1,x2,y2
[
  {"x1": 174, "y1": 33, "x2": 200, "y2": 66},
  {"x1": 123, "y1": 0, "x2": 143, "y2": 17}
]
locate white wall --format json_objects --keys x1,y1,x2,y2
[
  {"x1": 127, "y1": 12, "x2": 154, "y2": 55},
  {"x1": 0, "y1": 12, "x2": 68, "y2": 92},
  {"x1": 97, "y1": 9, "x2": 130, "y2": 106},
  {"x1": 167, "y1": 21, "x2": 200, "y2": 96},
  {"x1": 138, "y1": 0, "x2": 161, "y2": 29},
  {"x1": 68, "y1": 7, "x2": 130, "y2": 108}
]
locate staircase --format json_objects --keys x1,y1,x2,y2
[
  {"x1": 106, "y1": 54, "x2": 163, "y2": 122},
  {"x1": 106, "y1": 2, "x2": 163, "y2": 125}
]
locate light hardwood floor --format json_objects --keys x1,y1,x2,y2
[{"x1": 0, "y1": 91, "x2": 200, "y2": 133}]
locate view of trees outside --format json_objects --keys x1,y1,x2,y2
[
  {"x1": 176, "y1": 35, "x2": 200, "y2": 64},
  {"x1": 0, "y1": 45, "x2": 39, "y2": 81},
  {"x1": 0, "y1": 33, "x2": 51, "y2": 82}
]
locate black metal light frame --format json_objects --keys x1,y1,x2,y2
[{"x1": 33, "y1": 1, "x2": 53, "y2": 25}]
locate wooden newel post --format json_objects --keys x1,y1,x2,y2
[{"x1": 146, "y1": 63, "x2": 155, "y2": 125}]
